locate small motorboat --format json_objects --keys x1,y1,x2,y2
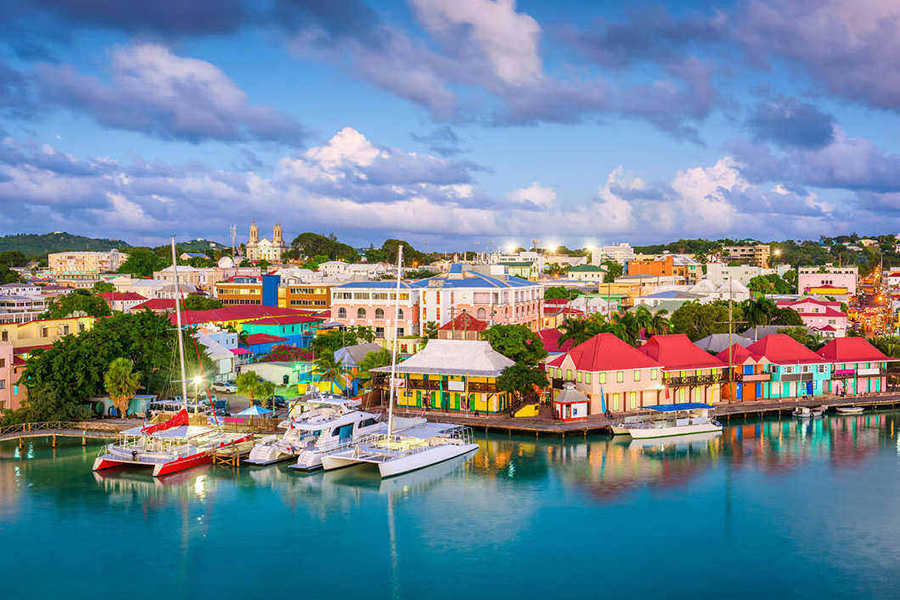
[
  {"x1": 810, "y1": 406, "x2": 826, "y2": 417},
  {"x1": 793, "y1": 406, "x2": 812, "y2": 419},
  {"x1": 836, "y1": 406, "x2": 864, "y2": 414}
]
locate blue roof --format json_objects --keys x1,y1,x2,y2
[
  {"x1": 646, "y1": 403, "x2": 714, "y2": 412},
  {"x1": 410, "y1": 270, "x2": 537, "y2": 289},
  {"x1": 449, "y1": 263, "x2": 463, "y2": 274},
  {"x1": 335, "y1": 281, "x2": 414, "y2": 289}
]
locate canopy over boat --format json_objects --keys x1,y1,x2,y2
[
  {"x1": 237, "y1": 405, "x2": 273, "y2": 416},
  {"x1": 645, "y1": 403, "x2": 714, "y2": 413},
  {"x1": 141, "y1": 409, "x2": 189, "y2": 434}
]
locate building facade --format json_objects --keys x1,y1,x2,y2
[
  {"x1": 818, "y1": 337, "x2": 894, "y2": 395},
  {"x1": 639, "y1": 334, "x2": 727, "y2": 404},
  {"x1": 797, "y1": 264, "x2": 858, "y2": 296},
  {"x1": 721, "y1": 244, "x2": 771, "y2": 268},
  {"x1": 48, "y1": 250, "x2": 127, "y2": 277},
  {"x1": 245, "y1": 222, "x2": 287, "y2": 262},
  {"x1": 776, "y1": 298, "x2": 847, "y2": 338},
  {"x1": 746, "y1": 334, "x2": 831, "y2": 398},
  {"x1": 330, "y1": 281, "x2": 420, "y2": 340}
]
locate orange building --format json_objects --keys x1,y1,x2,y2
[
  {"x1": 278, "y1": 284, "x2": 333, "y2": 310},
  {"x1": 215, "y1": 277, "x2": 262, "y2": 305},
  {"x1": 627, "y1": 255, "x2": 675, "y2": 277}
]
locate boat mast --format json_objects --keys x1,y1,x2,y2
[
  {"x1": 171, "y1": 237, "x2": 189, "y2": 410},
  {"x1": 387, "y1": 245, "x2": 404, "y2": 437}
]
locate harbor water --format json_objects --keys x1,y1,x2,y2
[{"x1": 2, "y1": 412, "x2": 900, "y2": 600}]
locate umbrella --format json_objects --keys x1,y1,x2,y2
[{"x1": 236, "y1": 405, "x2": 273, "y2": 416}]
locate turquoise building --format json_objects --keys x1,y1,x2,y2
[
  {"x1": 241, "y1": 314, "x2": 323, "y2": 349},
  {"x1": 746, "y1": 334, "x2": 832, "y2": 398}
]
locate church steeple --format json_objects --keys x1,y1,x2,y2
[
  {"x1": 273, "y1": 222, "x2": 283, "y2": 245},
  {"x1": 249, "y1": 221, "x2": 258, "y2": 244}
]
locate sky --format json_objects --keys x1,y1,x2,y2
[{"x1": 2, "y1": 0, "x2": 900, "y2": 250}]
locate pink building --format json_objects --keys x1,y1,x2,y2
[
  {"x1": 99, "y1": 291, "x2": 148, "y2": 312},
  {"x1": 330, "y1": 281, "x2": 420, "y2": 341},
  {"x1": 777, "y1": 298, "x2": 847, "y2": 337},
  {"x1": 0, "y1": 344, "x2": 25, "y2": 411},
  {"x1": 797, "y1": 265, "x2": 858, "y2": 295}
]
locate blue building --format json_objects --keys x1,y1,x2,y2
[{"x1": 241, "y1": 314, "x2": 324, "y2": 349}]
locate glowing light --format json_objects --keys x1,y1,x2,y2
[
  {"x1": 192, "y1": 376, "x2": 203, "y2": 386},
  {"x1": 505, "y1": 243, "x2": 517, "y2": 253}
]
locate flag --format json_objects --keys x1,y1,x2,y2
[{"x1": 600, "y1": 385, "x2": 607, "y2": 414}]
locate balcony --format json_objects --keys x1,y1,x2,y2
[
  {"x1": 742, "y1": 373, "x2": 770, "y2": 382},
  {"x1": 666, "y1": 373, "x2": 727, "y2": 387}
]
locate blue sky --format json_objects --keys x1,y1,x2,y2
[{"x1": 2, "y1": 0, "x2": 900, "y2": 250}]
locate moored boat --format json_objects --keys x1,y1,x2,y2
[
  {"x1": 793, "y1": 406, "x2": 812, "y2": 419},
  {"x1": 836, "y1": 406, "x2": 864, "y2": 414},
  {"x1": 612, "y1": 403, "x2": 723, "y2": 439}
]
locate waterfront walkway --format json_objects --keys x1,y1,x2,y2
[
  {"x1": 0, "y1": 420, "x2": 136, "y2": 444},
  {"x1": 416, "y1": 392, "x2": 900, "y2": 437}
]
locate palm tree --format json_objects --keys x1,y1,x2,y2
[
  {"x1": 357, "y1": 348, "x2": 392, "y2": 384},
  {"x1": 647, "y1": 309, "x2": 670, "y2": 336},
  {"x1": 423, "y1": 320, "x2": 439, "y2": 340},
  {"x1": 871, "y1": 336, "x2": 900, "y2": 358},
  {"x1": 236, "y1": 370, "x2": 263, "y2": 404},
  {"x1": 314, "y1": 353, "x2": 346, "y2": 394},
  {"x1": 612, "y1": 311, "x2": 640, "y2": 345},
  {"x1": 743, "y1": 296, "x2": 776, "y2": 327},
  {"x1": 104, "y1": 357, "x2": 141, "y2": 418},
  {"x1": 559, "y1": 317, "x2": 590, "y2": 346},
  {"x1": 632, "y1": 305, "x2": 653, "y2": 339}
]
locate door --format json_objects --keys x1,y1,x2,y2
[
  {"x1": 415, "y1": 390, "x2": 422, "y2": 408},
  {"x1": 806, "y1": 380, "x2": 813, "y2": 395},
  {"x1": 736, "y1": 384, "x2": 742, "y2": 400}
]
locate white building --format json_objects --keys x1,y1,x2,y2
[
  {"x1": 567, "y1": 264, "x2": 607, "y2": 282},
  {"x1": 592, "y1": 243, "x2": 634, "y2": 265},
  {"x1": 245, "y1": 222, "x2": 287, "y2": 262},
  {"x1": 705, "y1": 262, "x2": 791, "y2": 287},
  {"x1": 48, "y1": 249, "x2": 127, "y2": 277}
]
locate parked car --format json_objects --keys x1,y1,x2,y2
[
  {"x1": 212, "y1": 382, "x2": 237, "y2": 393},
  {"x1": 254, "y1": 395, "x2": 288, "y2": 409}
]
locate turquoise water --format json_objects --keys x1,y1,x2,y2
[{"x1": 2, "y1": 413, "x2": 900, "y2": 600}]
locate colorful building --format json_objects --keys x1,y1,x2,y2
[
  {"x1": 437, "y1": 312, "x2": 489, "y2": 341},
  {"x1": 797, "y1": 264, "x2": 858, "y2": 296},
  {"x1": 566, "y1": 264, "x2": 606, "y2": 282},
  {"x1": 639, "y1": 334, "x2": 728, "y2": 404},
  {"x1": 817, "y1": 337, "x2": 895, "y2": 395},
  {"x1": 374, "y1": 339, "x2": 514, "y2": 413},
  {"x1": 716, "y1": 344, "x2": 772, "y2": 402},
  {"x1": 241, "y1": 314, "x2": 324, "y2": 349},
  {"x1": 48, "y1": 249, "x2": 127, "y2": 278},
  {"x1": 173, "y1": 306, "x2": 316, "y2": 329},
  {"x1": 330, "y1": 280, "x2": 420, "y2": 341},
  {"x1": 99, "y1": 291, "x2": 147, "y2": 312},
  {"x1": 547, "y1": 333, "x2": 665, "y2": 413},
  {"x1": 240, "y1": 333, "x2": 288, "y2": 357},
  {"x1": 215, "y1": 276, "x2": 263, "y2": 305},
  {"x1": 278, "y1": 284, "x2": 333, "y2": 310},
  {"x1": 776, "y1": 298, "x2": 847, "y2": 337},
  {"x1": 746, "y1": 334, "x2": 831, "y2": 398}
]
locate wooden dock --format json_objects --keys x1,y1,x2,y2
[
  {"x1": 211, "y1": 439, "x2": 256, "y2": 469},
  {"x1": 413, "y1": 392, "x2": 900, "y2": 438},
  {"x1": 0, "y1": 420, "x2": 132, "y2": 447}
]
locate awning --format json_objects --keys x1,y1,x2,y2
[
  {"x1": 646, "y1": 403, "x2": 714, "y2": 412},
  {"x1": 230, "y1": 348, "x2": 251, "y2": 355},
  {"x1": 237, "y1": 405, "x2": 273, "y2": 416}
]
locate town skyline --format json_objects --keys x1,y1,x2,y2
[{"x1": 2, "y1": 1, "x2": 900, "y2": 248}]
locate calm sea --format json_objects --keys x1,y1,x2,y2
[{"x1": 2, "y1": 413, "x2": 899, "y2": 600}]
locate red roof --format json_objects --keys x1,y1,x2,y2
[
  {"x1": 817, "y1": 337, "x2": 896, "y2": 362},
  {"x1": 438, "y1": 312, "x2": 489, "y2": 332},
  {"x1": 242, "y1": 333, "x2": 288, "y2": 345},
  {"x1": 715, "y1": 344, "x2": 754, "y2": 364},
  {"x1": 169, "y1": 306, "x2": 314, "y2": 326},
  {"x1": 99, "y1": 292, "x2": 147, "y2": 301},
  {"x1": 795, "y1": 308, "x2": 847, "y2": 318},
  {"x1": 244, "y1": 315, "x2": 326, "y2": 326},
  {"x1": 777, "y1": 298, "x2": 841, "y2": 308},
  {"x1": 13, "y1": 344, "x2": 52, "y2": 354},
  {"x1": 132, "y1": 298, "x2": 176, "y2": 311},
  {"x1": 536, "y1": 328, "x2": 574, "y2": 354},
  {"x1": 640, "y1": 334, "x2": 727, "y2": 370},
  {"x1": 544, "y1": 299, "x2": 568, "y2": 305},
  {"x1": 549, "y1": 333, "x2": 662, "y2": 371},
  {"x1": 12, "y1": 356, "x2": 26, "y2": 366},
  {"x1": 746, "y1": 334, "x2": 824, "y2": 364}
]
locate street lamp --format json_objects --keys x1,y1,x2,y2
[{"x1": 192, "y1": 375, "x2": 203, "y2": 402}]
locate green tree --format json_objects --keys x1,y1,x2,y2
[
  {"x1": 496, "y1": 362, "x2": 548, "y2": 405},
  {"x1": 183, "y1": 295, "x2": 223, "y2": 311},
  {"x1": 670, "y1": 301, "x2": 743, "y2": 341},
  {"x1": 780, "y1": 326, "x2": 823, "y2": 351},
  {"x1": 41, "y1": 289, "x2": 111, "y2": 319},
  {"x1": 314, "y1": 353, "x2": 346, "y2": 394},
  {"x1": 544, "y1": 286, "x2": 581, "y2": 301},
  {"x1": 742, "y1": 297, "x2": 776, "y2": 327},
  {"x1": 602, "y1": 261, "x2": 623, "y2": 283},
  {"x1": 423, "y1": 320, "x2": 439, "y2": 340},
  {"x1": 92, "y1": 281, "x2": 116, "y2": 293},
  {"x1": 310, "y1": 326, "x2": 376, "y2": 357},
  {"x1": 646, "y1": 310, "x2": 670, "y2": 336},
  {"x1": 357, "y1": 348, "x2": 392, "y2": 383},
  {"x1": 103, "y1": 357, "x2": 141, "y2": 417},
  {"x1": 870, "y1": 336, "x2": 900, "y2": 358},
  {"x1": 0, "y1": 250, "x2": 28, "y2": 268},
  {"x1": 0, "y1": 265, "x2": 21, "y2": 284},
  {"x1": 482, "y1": 324, "x2": 548, "y2": 366},
  {"x1": 236, "y1": 371, "x2": 270, "y2": 404},
  {"x1": 771, "y1": 307, "x2": 803, "y2": 326},
  {"x1": 118, "y1": 247, "x2": 168, "y2": 278}
]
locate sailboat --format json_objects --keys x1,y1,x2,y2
[
  {"x1": 320, "y1": 246, "x2": 479, "y2": 478},
  {"x1": 93, "y1": 237, "x2": 252, "y2": 477}
]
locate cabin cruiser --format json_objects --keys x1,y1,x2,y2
[
  {"x1": 93, "y1": 409, "x2": 252, "y2": 477},
  {"x1": 610, "y1": 403, "x2": 723, "y2": 439},
  {"x1": 245, "y1": 394, "x2": 382, "y2": 468}
]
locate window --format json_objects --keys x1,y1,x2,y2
[
  {"x1": 585, "y1": 373, "x2": 591, "y2": 384},
  {"x1": 0, "y1": 358, "x2": 4, "y2": 368},
  {"x1": 41, "y1": 327, "x2": 48, "y2": 338},
  {"x1": 629, "y1": 392, "x2": 637, "y2": 409},
  {"x1": 63, "y1": 325, "x2": 70, "y2": 335},
  {"x1": 398, "y1": 309, "x2": 404, "y2": 320},
  {"x1": 337, "y1": 307, "x2": 347, "y2": 319},
  {"x1": 357, "y1": 308, "x2": 367, "y2": 319},
  {"x1": 650, "y1": 370, "x2": 657, "y2": 380},
  {"x1": 1, "y1": 331, "x2": 6, "y2": 341},
  {"x1": 616, "y1": 371, "x2": 624, "y2": 383},
  {"x1": 599, "y1": 373, "x2": 606, "y2": 384},
  {"x1": 577, "y1": 372, "x2": 583, "y2": 383},
  {"x1": 477, "y1": 308, "x2": 487, "y2": 320},
  {"x1": 634, "y1": 370, "x2": 640, "y2": 382},
  {"x1": 566, "y1": 369, "x2": 573, "y2": 380},
  {"x1": 0, "y1": 379, "x2": 5, "y2": 390},
  {"x1": 397, "y1": 328, "x2": 405, "y2": 337},
  {"x1": 375, "y1": 308, "x2": 385, "y2": 319}
]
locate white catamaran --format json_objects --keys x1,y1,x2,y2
[
  {"x1": 93, "y1": 237, "x2": 252, "y2": 477},
  {"x1": 610, "y1": 403, "x2": 723, "y2": 439},
  {"x1": 320, "y1": 246, "x2": 479, "y2": 478}
]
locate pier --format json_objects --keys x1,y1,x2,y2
[
  {"x1": 0, "y1": 420, "x2": 132, "y2": 447},
  {"x1": 418, "y1": 392, "x2": 900, "y2": 438}
]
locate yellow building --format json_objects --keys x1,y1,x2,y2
[
  {"x1": 48, "y1": 250, "x2": 127, "y2": 278},
  {"x1": 372, "y1": 339, "x2": 514, "y2": 413},
  {"x1": 0, "y1": 315, "x2": 94, "y2": 348},
  {"x1": 215, "y1": 278, "x2": 262, "y2": 305},
  {"x1": 278, "y1": 284, "x2": 333, "y2": 310}
]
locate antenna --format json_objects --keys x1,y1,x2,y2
[
  {"x1": 387, "y1": 245, "x2": 403, "y2": 438},
  {"x1": 230, "y1": 225, "x2": 237, "y2": 258}
]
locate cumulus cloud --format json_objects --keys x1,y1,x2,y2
[
  {"x1": 36, "y1": 43, "x2": 307, "y2": 145},
  {"x1": 410, "y1": 126, "x2": 464, "y2": 157},
  {"x1": 507, "y1": 181, "x2": 555, "y2": 209}
]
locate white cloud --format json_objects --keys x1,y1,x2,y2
[{"x1": 507, "y1": 181, "x2": 555, "y2": 208}]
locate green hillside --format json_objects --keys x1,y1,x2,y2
[{"x1": 0, "y1": 232, "x2": 132, "y2": 256}]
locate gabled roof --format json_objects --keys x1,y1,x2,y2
[
  {"x1": 746, "y1": 334, "x2": 824, "y2": 364},
  {"x1": 550, "y1": 333, "x2": 662, "y2": 371},
  {"x1": 242, "y1": 333, "x2": 288, "y2": 345},
  {"x1": 536, "y1": 328, "x2": 574, "y2": 354},
  {"x1": 817, "y1": 337, "x2": 896, "y2": 362},
  {"x1": 694, "y1": 333, "x2": 754, "y2": 354},
  {"x1": 639, "y1": 334, "x2": 727, "y2": 370},
  {"x1": 715, "y1": 344, "x2": 755, "y2": 364},
  {"x1": 777, "y1": 298, "x2": 841, "y2": 308},
  {"x1": 131, "y1": 298, "x2": 176, "y2": 311},
  {"x1": 170, "y1": 306, "x2": 313, "y2": 326},
  {"x1": 99, "y1": 292, "x2": 147, "y2": 301},
  {"x1": 568, "y1": 264, "x2": 605, "y2": 272},
  {"x1": 372, "y1": 339, "x2": 513, "y2": 377},
  {"x1": 438, "y1": 312, "x2": 488, "y2": 332}
]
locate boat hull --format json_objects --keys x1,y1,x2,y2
[
  {"x1": 609, "y1": 425, "x2": 630, "y2": 436},
  {"x1": 152, "y1": 453, "x2": 213, "y2": 477},
  {"x1": 379, "y1": 443, "x2": 479, "y2": 478},
  {"x1": 626, "y1": 423, "x2": 723, "y2": 439},
  {"x1": 836, "y1": 407, "x2": 864, "y2": 414}
]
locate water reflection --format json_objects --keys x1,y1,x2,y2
[{"x1": 1, "y1": 413, "x2": 897, "y2": 510}]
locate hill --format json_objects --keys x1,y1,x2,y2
[{"x1": 0, "y1": 232, "x2": 132, "y2": 256}]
